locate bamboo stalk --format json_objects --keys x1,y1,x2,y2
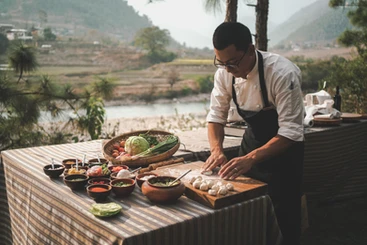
[{"x1": 139, "y1": 157, "x2": 185, "y2": 173}]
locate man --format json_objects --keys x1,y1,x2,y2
[{"x1": 202, "y1": 22, "x2": 305, "y2": 245}]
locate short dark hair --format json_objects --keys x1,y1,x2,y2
[{"x1": 213, "y1": 22, "x2": 252, "y2": 51}]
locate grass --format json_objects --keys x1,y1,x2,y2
[{"x1": 168, "y1": 59, "x2": 212, "y2": 65}]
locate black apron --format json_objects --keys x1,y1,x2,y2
[{"x1": 232, "y1": 51, "x2": 304, "y2": 245}]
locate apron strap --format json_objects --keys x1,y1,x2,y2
[
  {"x1": 257, "y1": 51, "x2": 270, "y2": 108},
  {"x1": 231, "y1": 50, "x2": 270, "y2": 109}
]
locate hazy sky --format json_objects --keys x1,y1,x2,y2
[{"x1": 126, "y1": 0, "x2": 319, "y2": 48}]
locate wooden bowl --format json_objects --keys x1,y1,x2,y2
[
  {"x1": 108, "y1": 165, "x2": 129, "y2": 173},
  {"x1": 88, "y1": 178, "x2": 111, "y2": 186},
  {"x1": 110, "y1": 171, "x2": 136, "y2": 180},
  {"x1": 63, "y1": 174, "x2": 89, "y2": 190},
  {"x1": 102, "y1": 130, "x2": 180, "y2": 167},
  {"x1": 43, "y1": 164, "x2": 65, "y2": 178},
  {"x1": 64, "y1": 168, "x2": 87, "y2": 176},
  {"x1": 141, "y1": 176, "x2": 185, "y2": 204},
  {"x1": 87, "y1": 184, "x2": 112, "y2": 201},
  {"x1": 110, "y1": 178, "x2": 136, "y2": 197},
  {"x1": 136, "y1": 172, "x2": 158, "y2": 188},
  {"x1": 86, "y1": 165, "x2": 111, "y2": 179},
  {"x1": 88, "y1": 158, "x2": 108, "y2": 167},
  {"x1": 62, "y1": 158, "x2": 82, "y2": 169}
]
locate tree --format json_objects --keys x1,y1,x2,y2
[
  {"x1": 329, "y1": 0, "x2": 366, "y2": 58},
  {"x1": 167, "y1": 68, "x2": 180, "y2": 90},
  {"x1": 134, "y1": 26, "x2": 170, "y2": 54},
  {"x1": 134, "y1": 26, "x2": 177, "y2": 64},
  {"x1": 7, "y1": 41, "x2": 38, "y2": 83},
  {"x1": 327, "y1": 0, "x2": 367, "y2": 113},
  {"x1": 43, "y1": 27, "x2": 57, "y2": 41},
  {"x1": 0, "y1": 42, "x2": 114, "y2": 150},
  {"x1": 204, "y1": 0, "x2": 269, "y2": 50},
  {"x1": 0, "y1": 33, "x2": 9, "y2": 55}
]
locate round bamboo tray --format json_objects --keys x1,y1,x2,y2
[{"x1": 103, "y1": 130, "x2": 180, "y2": 167}]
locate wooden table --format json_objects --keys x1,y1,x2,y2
[
  {"x1": 186, "y1": 120, "x2": 367, "y2": 203},
  {"x1": 0, "y1": 140, "x2": 282, "y2": 245}
]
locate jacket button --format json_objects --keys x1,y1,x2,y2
[{"x1": 256, "y1": 104, "x2": 261, "y2": 108}]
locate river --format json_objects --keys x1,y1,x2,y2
[{"x1": 40, "y1": 101, "x2": 210, "y2": 122}]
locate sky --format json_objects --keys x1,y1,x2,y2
[{"x1": 126, "y1": 0, "x2": 319, "y2": 49}]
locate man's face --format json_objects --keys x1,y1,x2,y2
[{"x1": 214, "y1": 44, "x2": 254, "y2": 78}]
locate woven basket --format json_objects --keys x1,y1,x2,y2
[{"x1": 103, "y1": 130, "x2": 180, "y2": 167}]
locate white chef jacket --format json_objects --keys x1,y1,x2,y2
[{"x1": 206, "y1": 50, "x2": 304, "y2": 142}]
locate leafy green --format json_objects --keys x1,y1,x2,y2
[
  {"x1": 90, "y1": 202, "x2": 122, "y2": 217},
  {"x1": 125, "y1": 136, "x2": 150, "y2": 155},
  {"x1": 132, "y1": 135, "x2": 179, "y2": 159},
  {"x1": 139, "y1": 132, "x2": 159, "y2": 146}
]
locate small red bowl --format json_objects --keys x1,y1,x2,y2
[
  {"x1": 108, "y1": 165, "x2": 129, "y2": 173},
  {"x1": 88, "y1": 178, "x2": 111, "y2": 186},
  {"x1": 87, "y1": 184, "x2": 112, "y2": 201}
]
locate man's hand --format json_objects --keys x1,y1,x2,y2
[
  {"x1": 202, "y1": 151, "x2": 227, "y2": 171},
  {"x1": 218, "y1": 156, "x2": 254, "y2": 180}
]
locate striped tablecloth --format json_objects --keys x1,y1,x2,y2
[{"x1": 0, "y1": 140, "x2": 282, "y2": 245}]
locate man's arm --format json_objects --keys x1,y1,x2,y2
[
  {"x1": 219, "y1": 134, "x2": 296, "y2": 179},
  {"x1": 202, "y1": 122, "x2": 228, "y2": 171}
]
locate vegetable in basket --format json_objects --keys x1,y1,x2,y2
[
  {"x1": 131, "y1": 135, "x2": 179, "y2": 160},
  {"x1": 125, "y1": 136, "x2": 150, "y2": 155}
]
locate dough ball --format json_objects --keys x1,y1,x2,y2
[
  {"x1": 196, "y1": 176, "x2": 203, "y2": 181},
  {"x1": 206, "y1": 180, "x2": 215, "y2": 188},
  {"x1": 208, "y1": 189, "x2": 217, "y2": 196},
  {"x1": 200, "y1": 182, "x2": 209, "y2": 191},
  {"x1": 211, "y1": 184, "x2": 219, "y2": 191},
  {"x1": 193, "y1": 180, "x2": 202, "y2": 189},
  {"x1": 218, "y1": 186, "x2": 228, "y2": 195},
  {"x1": 189, "y1": 176, "x2": 197, "y2": 184},
  {"x1": 225, "y1": 183, "x2": 234, "y2": 191}
]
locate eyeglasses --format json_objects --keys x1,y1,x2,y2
[{"x1": 214, "y1": 51, "x2": 247, "y2": 69}]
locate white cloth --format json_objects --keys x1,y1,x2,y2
[
  {"x1": 303, "y1": 98, "x2": 341, "y2": 127},
  {"x1": 206, "y1": 50, "x2": 304, "y2": 142}
]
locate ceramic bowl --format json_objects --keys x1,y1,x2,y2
[
  {"x1": 87, "y1": 184, "x2": 112, "y2": 201},
  {"x1": 108, "y1": 165, "x2": 129, "y2": 173},
  {"x1": 71, "y1": 163, "x2": 89, "y2": 170},
  {"x1": 86, "y1": 165, "x2": 111, "y2": 179},
  {"x1": 141, "y1": 176, "x2": 185, "y2": 204},
  {"x1": 62, "y1": 158, "x2": 82, "y2": 169},
  {"x1": 136, "y1": 172, "x2": 158, "y2": 188},
  {"x1": 43, "y1": 164, "x2": 65, "y2": 178},
  {"x1": 87, "y1": 158, "x2": 108, "y2": 167},
  {"x1": 64, "y1": 168, "x2": 87, "y2": 176},
  {"x1": 88, "y1": 177, "x2": 111, "y2": 186},
  {"x1": 110, "y1": 178, "x2": 136, "y2": 197},
  {"x1": 110, "y1": 171, "x2": 136, "y2": 180},
  {"x1": 63, "y1": 174, "x2": 89, "y2": 190}
]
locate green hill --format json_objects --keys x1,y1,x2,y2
[
  {"x1": 269, "y1": 0, "x2": 353, "y2": 47},
  {"x1": 0, "y1": 0, "x2": 153, "y2": 42}
]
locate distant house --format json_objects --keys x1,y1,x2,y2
[
  {"x1": 0, "y1": 24, "x2": 14, "y2": 34},
  {"x1": 6, "y1": 29, "x2": 33, "y2": 41}
]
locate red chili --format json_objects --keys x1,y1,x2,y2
[{"x1": 90, "y1": 187, "x2": 108, "y2": 192}]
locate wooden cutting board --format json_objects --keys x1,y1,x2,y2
[{"x1": 152, "y1": 161, "x2": 267, "y2": 209}]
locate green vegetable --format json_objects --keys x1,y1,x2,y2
[
  {"x1": 139, "y1": 132, "x2": 159, "y2": 146},
  {"x1": 101, "y1": 163, "x2": 110, "y2": 175},
  {"x1": 125, "y1": 136, "x2": 150, "y2": 155},
  {"x1": 132, "y1": 135, "x2": 179, "y2": 159},
  {"x1": 90, "y1": 202, "x2": 122, "y2": 217}
]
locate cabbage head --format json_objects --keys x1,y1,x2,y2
[{"x1": 125, "y1": 136, "x2": 150, "y2": 155}]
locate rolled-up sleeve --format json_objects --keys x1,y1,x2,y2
[
  {"x1": 206, "y1": 70, "x2": 232, "y2": 125},
  {"x1": 273, "y1": 69, "x2": 304, "y2": 141}
]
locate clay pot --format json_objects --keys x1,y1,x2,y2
[{"x1": 141, "y1": 176, "x2": 185, "y2": 204}]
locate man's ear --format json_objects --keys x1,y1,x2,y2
[{"x1": 248, "y1": 44, "x2": 255, "y2": 57}]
